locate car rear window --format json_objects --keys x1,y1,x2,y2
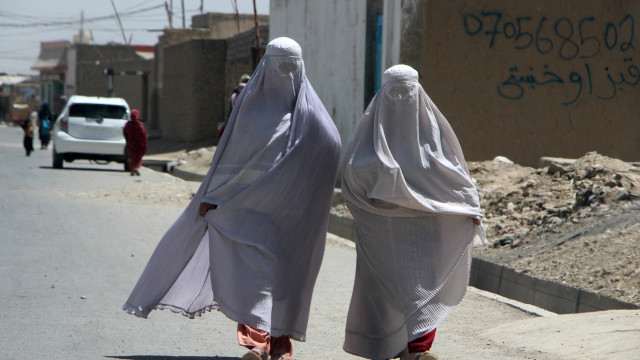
[{"x1": 69, "y1": 104, "x2": 128, "y2": 120}]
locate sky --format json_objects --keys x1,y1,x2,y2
[{"x1": 0, "y1": 0, "x2": 270, "y2": 75}]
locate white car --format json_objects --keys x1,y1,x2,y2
[{"x1": 52, "y1": 95, "x2": 131, "y2": 170}]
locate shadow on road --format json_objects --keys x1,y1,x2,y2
[
  {"x1": 105, "y1": 356, "x2": 239, "y2": 360},
  {"x1": 39, "y1": 165, "x2": 126, "y2": 173}
]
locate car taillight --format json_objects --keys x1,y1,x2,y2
[{"x1": 60, "y1": 117, "x2": 68, "y2": 133}]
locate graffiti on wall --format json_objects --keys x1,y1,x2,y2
[{"x1": 462, "y1": 11, "x2": 638, "y2": 105}]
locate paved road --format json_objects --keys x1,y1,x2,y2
[{"x1": 5, "y1": 124, "x2": 624, "y2": 360}]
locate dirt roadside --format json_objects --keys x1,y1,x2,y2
[{"x1": 470, "y1": 153, "x2": 640, "y2": 306}]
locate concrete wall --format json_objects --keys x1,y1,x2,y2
[
  {"x1": 270, "y1": 0, "x2": 368, "y2": 152},
  {"x1": 154, "y1": 29, "x2": 214, "y2": 133},
  {"x1": 160, "y1": 39, "x2": 227, "y2": 142},
  {"x1": 192, "y1": 12, "x2": 269, "y2": 39},
  {"x1": 76, "y1": 60, "x2": 152, "y2": 114},
  {"x1": 381, "y1": 0, "x2": 403, "y2": 72},
  {"x1": 153, "y1": 14, "x2": 269, "y2": 138},
  {"x1": 71, "y1": 45, "x2": 141, "y2": 90},
  {"x1": 66, "y1": 47, "x2": 77, "y2": 96},
  {"x1": 394, "y1": 0, "x2": 640, "y2": 166},
  {"x1": 224, "y1": 25, "x2": 269, "y2": 119},
  {"x1": 70, "y1": 45, "x2": 152, "y2": 122}
]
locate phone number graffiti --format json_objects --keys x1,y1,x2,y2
[{"x1": 463, "y1": 12, "x2": 635, "y2": 60}]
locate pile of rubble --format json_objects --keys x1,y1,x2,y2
[
  {"x1": 472, "y1": 152, "x2": 640, "y2": 247},
  {"x1": 471, "y1": 152, "x2": 640, "y2": 305}
]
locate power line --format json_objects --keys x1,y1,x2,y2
[
  {"x1": 0, "y1": 4, "x2": 164, "y2": 28},
  {"x1": 0, "y1": 10, "x2": 75, "y2": 22},
  {"x1": 0, "y1": 55, "x2": 38, "y2": 61},
  {"x1": 109, "y1": 0, "x2": 128, "y2": 44},
  {"x1": 121, "y1": 0, "x2": 161, "y2": 12},
  {"x1": 0, "y1": 25, "x2": 78, "y2": 37}
]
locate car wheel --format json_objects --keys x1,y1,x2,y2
[{"x1": 52, "y1": 148, "x2": 63, "y2": 169}]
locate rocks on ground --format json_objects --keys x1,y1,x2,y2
[{"x1": 470, "y1": 152, "x2": 640, "y2": 306}]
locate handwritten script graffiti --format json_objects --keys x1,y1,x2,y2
[
  {"x1": 462, "y1": 11, "x2": 638, "y2": 105},
  {"x1": 498, "y1": 60, "x2": 639, "y2": 105}
]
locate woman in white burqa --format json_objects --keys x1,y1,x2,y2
[
  {"x1": 123, "y1": 37, "x2": 341, "y2": 360},
  {"x1": 341, "y1": 65, "x2": 487, "y2": 360}
]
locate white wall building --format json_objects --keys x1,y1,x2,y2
[{"x1": 269, "y1": 0, "x2": 369, "y2": 153}]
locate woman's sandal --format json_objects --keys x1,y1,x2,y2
[
  {"x1": 241, "y1": 347, "x2": 268, "y2": 360},
  {"x1": 409, "y1": 352, "x2": 439, "y2": 360},
  {"x1": 398, "y1": 349, "x2": 439, "y2": 360}
]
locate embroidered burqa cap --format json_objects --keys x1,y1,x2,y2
[
  {"x1": 341, "y1": 64, "x2": 486, "y2": 359},
  {"x1": 123, "y1": 37, "x2": 341, "y2": 341}
]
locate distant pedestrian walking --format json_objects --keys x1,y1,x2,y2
[
  {"x1": 20, "y1": 118, "x2": 34, "y2": 156},
  {"x1": 29, "y1": 106, "x2": 38, "y2": 125},
  {"x1": 37, "y1": 103, "x2": 52, "y2": 150},
  {"x1": 229, "y1": 73, "x2": 251, "y2": 117},
  {"x1": 340, "y1": 65, "x2": 487, "y2": 360},
  {"x1": 123, "y1": 109, "x2": 147, "y2": 176},
  {"x1": 122, "y1": 38, "x2": 341, "y2": 360},
  {"x1": 220, "y1": 74, "x2": 251, "y2": 138}
]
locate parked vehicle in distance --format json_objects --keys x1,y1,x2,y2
[{"x1": 52, "y1": 95, "x2": 131, "y2": 170}]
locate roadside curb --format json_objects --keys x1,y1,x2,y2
[
  {"x1": 170, "y1": 165, "x2": 206, "y2": 182},
  {"x1": 327, "y1": 203, "x2": 640, "y2": 315},
  {"x1": 470, "y1": 257, "x2": 639, "y2": 313},
  {"x1": 141, "y1": 158, "x2": 172, "y2": 171},
  {"x1": 468, "y1": 286, "x2": 557, "y2": 317},
  {"x1": 142, "y1": 158, "x2": 205, "y2": 182}
]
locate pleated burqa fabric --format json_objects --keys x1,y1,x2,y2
[
  {"x1": 341, "y1": 65, "x2": 487, "y2": 359},
  {"x1": 123, "y1": 37, "x2": 341, "y2": 342}
]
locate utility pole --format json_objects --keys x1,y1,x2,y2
[
  {"x1": 234, "y1": 0, "x2": 240, "y2": 32},
  {"x1": 109, "y1": 0, "x2": 128, "y2": 45},
  {"x1": 164, "y1": 1, "x2": 173, "y2": 28},
  {"x1": 181, "y1": 0, "x2": 185, "y2": 28},
  {"x1": 80, "y1": 11, "x2": 85, "y2": 43}
]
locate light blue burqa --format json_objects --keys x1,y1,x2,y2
[
  {"x1": 342, "y1": 65, "x2": 486, "y2": 359},
  {"x1": 123, "y1": 38, "x2": 341, "y2": 341}
]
